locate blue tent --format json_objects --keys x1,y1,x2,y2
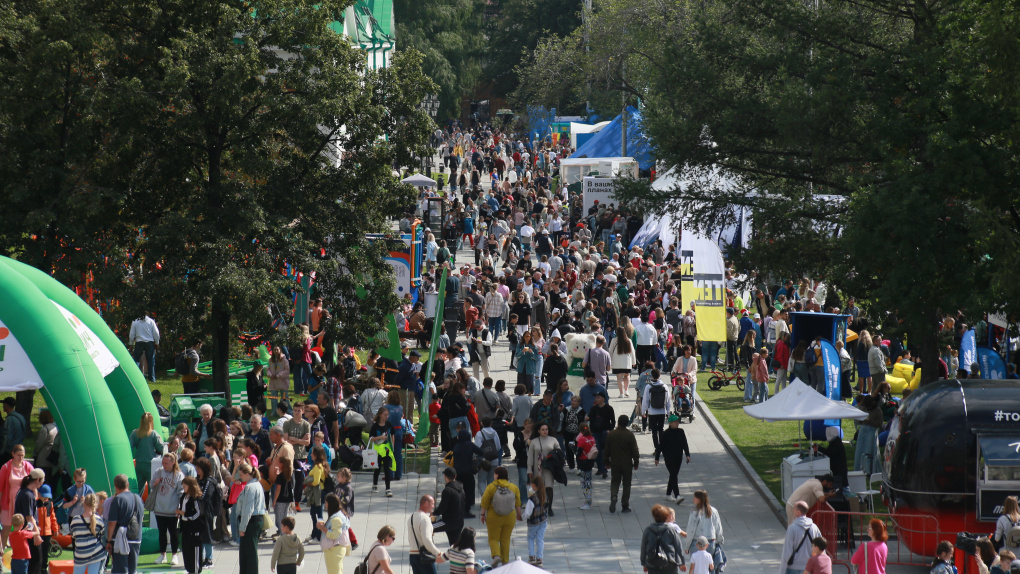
[{"x1": 569, "y1": 106, "x2": 654, "y2": 170}]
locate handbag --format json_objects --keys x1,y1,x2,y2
[
  {"x1": 583, "y1": 348, "x2": 595, "y2": 378},
  {"x1": 411, "y1": 514, "x2": 437, "y2": 566},
  {"x1": 228, "y1": 482, "x2": 245, "y2": 506},
  {"x1": 362, "y1": 449, "x2": 379, "y2": 470}
]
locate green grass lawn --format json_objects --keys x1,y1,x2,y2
[{"x1": 696, "y1": 372, "x2": 859, "y2": 502}]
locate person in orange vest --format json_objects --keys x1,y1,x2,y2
[{"x1": 36, "y1": 484, "x2": 60, "y2": 574}]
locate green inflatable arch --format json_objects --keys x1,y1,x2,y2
[
  {"x1": 3, "y1": 258, "x2": 163, "y2": 439},
  {"x1": 0, "y1": 256, "x2": 148, "y2": 493}
]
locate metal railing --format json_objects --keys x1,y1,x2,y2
[{"x1": 811, "y1": 508, "x2": 940, "y2": 568}]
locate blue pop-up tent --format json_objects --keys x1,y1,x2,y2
[{"x1": 569, "y1": 106, "x2": 654, "y2": 170}]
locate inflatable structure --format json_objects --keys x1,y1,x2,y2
[{"x1": 0, "y1": 256, "x2": 162, "y2": 492}]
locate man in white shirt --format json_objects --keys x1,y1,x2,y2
[
  {"x1": 520, "y1": 223, "x2": 535, "y2": 252},
  {"x1": 129, "y1": 311, "x2": 161, "y2": 383},
  {"x1": 409, "y1": 495, "x2": 445, "y2": 573},
  {"x1": 633, "y1": 311, "x2": 659, "y2": 367}
]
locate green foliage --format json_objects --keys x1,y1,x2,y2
[
  {"x1": 394, "y1": 0, "x2": 486, "y2": 119},
  {"x1": 525, "y1": 0, "x2": 1020, "y2": 379},
  {"x1": 485, "y1": 0, "x2": 583, "y2": 100},
  {"x1": 0, "y1": 0, "x2": 435, "y2": 394}
]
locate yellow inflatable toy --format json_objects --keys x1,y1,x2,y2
[
  {"x1": 908, "y1": 367, "x2": 922, "y2": 391},
  {"x1": 886, "y1": 374, "x2": 909, "y2": 394},
  {"x1": 892, "y1": 361, "x2": 915, "y2": 382}
]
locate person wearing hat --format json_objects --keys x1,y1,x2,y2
[
  {"x1": 585, "y1": 391, "x2": 615, "y2": 478},
  {"x1": 656, "y1": 414, "x2": 691, "y2": 504},
  {"x1": 34, "y1": 482, "x2": 59, "y2": 574}
]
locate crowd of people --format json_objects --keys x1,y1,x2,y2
[{"x1": 6, "y1": 121, "x2": 1016, "y2": 574}]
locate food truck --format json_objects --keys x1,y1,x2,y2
[{"x1": 883, "y1": 379, "x2": 1020, "y2": 555}]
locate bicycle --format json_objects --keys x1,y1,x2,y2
[{"x1": 706, "y1": 368, "x2": 745, "y2": 391}]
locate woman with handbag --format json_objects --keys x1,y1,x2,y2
[
  {"x1": 317, "y1": 493, "x2": 351, "y2": 574},
  {"x1": 526, "y1": 423, "x2": 561, "y2": 516},
  {"x1": 682, "y1": 490, "x2": 724, "y2": 569},
  {"x1": 236, "y1": 463, "x2": 267, "y2": 573},
  {"x1": 850, "y1": 519, "x2": 889, "y2": 574}
]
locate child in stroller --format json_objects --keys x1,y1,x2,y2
[{"x1": 671, "y1": 373, "x2": 695, "y2": 423}]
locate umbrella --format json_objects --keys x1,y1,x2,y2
[
  {"x1": 487, "y1": 558, "x2": 548, "y2": 574},
  {"x1": 401, "y1": 173, "x2": 437, "y2": 187}
]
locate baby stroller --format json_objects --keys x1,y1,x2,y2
[{"x1": 671, "y1": 373, "x2": 696, "y2": 423}]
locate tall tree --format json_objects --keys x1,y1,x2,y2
[
  {"x1": 393, "y1": 0, "x2": 486, "y2": 119},
  {"x1": 484, "y1": 0, "x2": 582, "y2": 102},
  {"x1": 523, "y1": 0, "x2": 1020, "y2": 381},
  {"x1": 1, "y1": 0, "x2": 435, "y2": 395}
]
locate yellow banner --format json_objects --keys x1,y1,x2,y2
[{"x1": 682, "y1": 237, "x2": 728, "y2": 342}]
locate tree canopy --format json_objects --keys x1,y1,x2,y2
[
  {"x1": 0, "y1": 0, "x2": 435, "y2": 393},
  {"x1": 517, "y1": 0, "x2": 1020, "y2": 378}
]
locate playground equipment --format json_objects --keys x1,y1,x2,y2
[{"x1": 0, "y1": 256, "x2": 153, "y2": 493}]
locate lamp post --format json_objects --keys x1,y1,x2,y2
[{"x1": 419, "y1": 94, "x2": 439, "y2": 176}]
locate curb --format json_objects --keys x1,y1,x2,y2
[{"x1": 695, "y1": 391, "x2": 789, "y2": 528}]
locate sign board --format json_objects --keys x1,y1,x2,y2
[
  {"x1": 51, "y1": 301, "x2": 119, "y2": 377},
  {"x1": 582, "y1": 177, "x2": 617, "y2": 215},
  {"x1": 0, "y1": 321, "x2": 44, "y2": 391}
]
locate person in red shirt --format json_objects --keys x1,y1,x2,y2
[
  {"x1": 429, "y1": 396, "x2": 442, "y2": 448},
  {"x1": 9, "y1": 513, "x2": 42, "y2": 574}
]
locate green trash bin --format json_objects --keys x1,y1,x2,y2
[{"x1": 170, "y1": 396, "x2": 196, "y2": 427}]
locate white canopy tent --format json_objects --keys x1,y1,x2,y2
[
  {"x1": 743, "y1": 379, "x2": 867, "y2": 422},
  {"x1": 488, "y1": 559, "x2": 548, "y2": 574},
  {"x1": 401, "y1": 173, "x2": 437, "y2": 187}
]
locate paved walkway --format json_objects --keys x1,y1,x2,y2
[{"x1": 186, "y1": 235, "x2": 796, "y2": 573}]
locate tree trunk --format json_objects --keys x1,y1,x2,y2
[
  {"x1": 919, "y1": 310, "x2": 941, "y2": 386},
  {"x1": 14, "y1": 390, "x2": 35, "y2": 422},
  {"x1": 211, "y1": 299, "x2": 232, "y2": 404}
]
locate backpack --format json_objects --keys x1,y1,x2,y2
[
  {"x1": 645, "y1": 530, "x2": 674, "y2": 569},
  {"x1": 479, "y1": 429, "x2": 499, "y2": 461},
  {"x1": 1005, "y1": 519, "x2": 1020, "y2": 549},
  {"x1": 174, "y1": 350, "x2": 189, "y2": 376},
  {"x1": 321, "y1": 469, "x2": 338, "y2": 496},
  {"x1": 805, "y1": 348, "x2": 818, "y2": 365},
  {"x1": 491, "y1": 484, "x2": 517, "y2": 516},
  {"x1": 649, "y1": 384, "x2": 668, "y2": 410}
]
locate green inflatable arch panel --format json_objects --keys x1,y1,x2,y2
[
  {"x1": 3, "y1": 257, "x2": 163, "y2": 439},
  {"x1": 0, "y1": 258, "x2": 136, "y2": 494}
]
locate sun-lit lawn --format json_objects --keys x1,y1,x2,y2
[{"x1": 696, "y1": 370, "x2": 859, "y2": 502}]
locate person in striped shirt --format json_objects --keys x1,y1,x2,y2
[
  {"x1": 442, "y1": 527, "x2": 478, "y2": 574},
  {"x1": 69, "y1": 493, "x2": 106, "y2": 574}
]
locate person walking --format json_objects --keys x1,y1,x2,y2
[
  {"x1": 433, "y1": 468, "x2": 466, "y2": 546},
  {"x1": 642, "y1": 369, "x2": 671, "y2": 459},
  {"x1": 409, "y1": 495, "x2": 445, "y2": 574},
  {"x1": 266, "y1": 346, "x2": 291, "y2": 413},
  {"x1": 779, "y1": 501, "x2": 822, "y2": 574},
  {"x1": 524, "y1": 475, "x2": 549, "y2": 567},
  {"x1": 442, "y1": 527, "x2": 479, "y2": 574},
  {"x1": 364, "y1": 525, "x2": 397, "y2": 574},
  {"x1": 468, "y1": 321, "x2": 492, "y2": 381},
  {"x1": 479, "y1": 467, "x2": 521, "y2": 568},
  {"x1": 608, "y1": 326, "x2": 638, "y2": 398},
  {"x1": 318, "y1": 493, "x2": 351, "y2": 574},
  {"x1": 575, "y1": 423, "x2": 597, "y2": 509},
  {"x1": 0, "y1": 444, "x2": 34, "y2": 553},
  {"x1": 605, "y1": 415, "x2": 639, "y2": 514},
  {"x1": 106, "y1": 474, "x2": 144, "y2": 574},
  {"x1": 515, "y1": 331, "x2": 540, "y2": 395},
  {"x1": 850, "y1": 518, "x2": 889, "y2": 574},
  {"x1": 527, "y1": 422, "x2": 561, "y2": 516},
  {"x1": 235, "y1": 463, "x2": 267, "y2": 574},
  {"x1": 150, "y1": 453, "x2": 184, "y2": 567},
  {"x1": 683, "y1": 490, "x2": 724, "y2": 567},
  {"x1": 586, "y1": 391, "x2": 615, "y2": 478},
  {"x1": 641, "y1": 504, "x2": 686, "y2": 574},
  {"x1": 128, "y1": 310, "x2": 160, "y2": 384},
  {"x1": 656, "y1": 415, "x2": 690, "y2": 504}
]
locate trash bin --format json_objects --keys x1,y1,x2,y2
[{"x1": 169, "y1": 396, "x2": 196, "y2": 427}]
